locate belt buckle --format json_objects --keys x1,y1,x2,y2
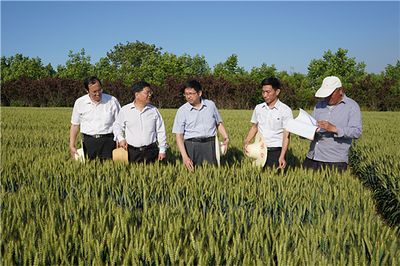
[
  {"x1": 139, "y1": 147, "x2": 145, "y2": 151},
  {"x1": 94, "y1": 134, "x2": 101, "y2": 138}
]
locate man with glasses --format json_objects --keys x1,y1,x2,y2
[
  {"x1": 172, "y1": 79, "x2": 230, "y2": 170},
  {"x1": 70, "y1": 76, "x2": 121, "y2": 161},
  {"x1": 244, "y1": 77, "x2": 293, "y2": 172},
  {"x1": 302, "y1": 76, "x2": 362, "y2": 173},
  {"x1": 113, "y1": 81, "x2": 168, "y2": 163}
]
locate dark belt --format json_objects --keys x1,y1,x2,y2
[
  {"x1": 128, "y1": 142, "x2": 157, "y2": 152},
  {"x1": 186, "y1": 136, "x2": 215, "y2": 143},
  {"x1": 268, "y1": 147, "x2": 282, "y2": 151},
  {"x1": 83, "y1": 133, "x2": 114, "y2": 139}
]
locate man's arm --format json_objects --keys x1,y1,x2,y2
[
  {"x1": 69, "y1": 124, "x2": 80, "y2": 160},
  {"x1": 278, "y1": 129, "x2": 290, "y2": 168},
  {"x1": 244, "y1": 123, "x2": 258, "y2": 155},
  {"x1": 175, "y1": 133, "x2": 193, "y2": 170},
  {"x1": 216, "y1": 122, "x2": 230, "y2": 155}
]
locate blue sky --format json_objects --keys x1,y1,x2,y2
[{"x1": 1, "y1": 1, "x2": 399, "y2": 75}]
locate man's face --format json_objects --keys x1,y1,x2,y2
[
  {"x1": 135, "y1": 86, "x2": 152, "y2": 105},
  {"x1": 324, "y1": 87, "x2": 343, "y2": 105},
  {"x1": 262, "y1": 85, "x2": 280, "y2": 105},
  {"x1": 86, "y1": 81, "x2": 103, "y2": 103},
  {"x1": 184, "y1": 88, "x2": 202, "y2": 105}
]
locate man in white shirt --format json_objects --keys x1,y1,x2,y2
[
  {"x1": 244, "y1": 77, "x2": 293, "y2": 171},
  {"x1": 70, "y1": 76, "x2": 121, "y2": 161},
  {"x1": 113, "y1": 81, "x2": 168, "y2": 163}
]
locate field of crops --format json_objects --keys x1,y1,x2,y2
[{"x1": 1, "y1": 107, "x2": 400, "y2": 265}]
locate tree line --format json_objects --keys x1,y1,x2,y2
[{"x1": 1, "y1": 41, "x2": 399, "y2": 110}]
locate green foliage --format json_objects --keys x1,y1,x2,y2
[
  {"x1": 307, "y1": 48, "x2": 366, "y2": 87},
  {"x1": 1, "y1": 53, "x2": 55, "y2": 81},
  {"x1": 56, "y1": 48, "x2": 94, "y2": 80},
  {"x1": 1, "y1": 108, "x2": 400, "y2": 265}
]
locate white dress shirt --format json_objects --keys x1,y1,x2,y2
[
  {"x1": 113, "y1": 102, "x2": 168, "y2": 154},
  {"x1": 251, "y1": 99, "x2": 293, "y2": 147},
  {"x1": 71, "y1": 94, "x2": 121, "y2": 135}
]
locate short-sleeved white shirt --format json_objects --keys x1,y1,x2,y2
[
  {"x1": 250, "y1": 99, "x2": 293, "y2": 147},
  {"x1": 71, "y1": 93, "x2": 121, "y2": 135}
]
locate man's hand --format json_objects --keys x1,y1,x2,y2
[
  {"x1": 70, "y1": 146, "x2": 78, "y2": 161},
  {"x1": 221, "y1": 138, "x2": 230, "y2": 155},
  {"x1": 278, "y1": 156, "x2": 287, "y2": 169},
  {"x1": 158, "y1": 153, "x2": 166, "y2": 161},
  {"x1": 183, "y1": 155, "x2": 194, "y2": 171},
  {"x1": 316, "y1": 120, "x2": 338, "y2": 134},
  {"x1": 119, "y1": 140, "x2": 128, "y2": 150},
  {"x1": 244, "y1": 140, "x2": 250, "y2": 156}
]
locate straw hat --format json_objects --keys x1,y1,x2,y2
[
  {"x1": 113, "y1": 147, "x2": 128, "y2": 162},
  {"x1": 75, "y1": 148, "x2": 85, "y2": 163},
  {"x1": 246, "y1": 132, "x2": 267, "y2": 167},
  {"x1": 215, "y1": 136, "x2": 226, "y2": 167}
]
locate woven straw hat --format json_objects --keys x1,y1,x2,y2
[
  {"x1": 215, "y1": 136, "x2": 226, "y2": 167},
  {"x1": 75, "y1": 148, "x2": 85, "y2": 163},
  {"x1": 113, "y1": 147, "x2": 128, "y2": 162},
  {"x1": 246, "y1": 132, "x2": 267, "y2": 167}
]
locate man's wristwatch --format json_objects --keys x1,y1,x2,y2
[{"x1": 225, "y1": 137, "x2": 230, "y2": 140}]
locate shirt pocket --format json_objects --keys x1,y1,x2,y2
[
  {"x1": 102, "y1": 111, "x2": 115, "y2": 125},
  {"x1": 144, "y1": 114, "x2": 157, "y2": 132}
]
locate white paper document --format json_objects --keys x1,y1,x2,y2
[{"x1": 286, "y1": 109, "x2": 319, "y2": 140}]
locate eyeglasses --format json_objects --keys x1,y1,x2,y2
[
  {"x1": 89, "y1": 89, "x2": 103, "y2": 95},
  {"x1": 140, "y1": 90, "x2": 153, "y2": 96},
  {"x1": 183, "y1": 92, "x2": 198, "y2": 97}
]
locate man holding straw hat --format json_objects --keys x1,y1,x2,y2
[
  {"x1": 70, "y1": 76, "x2": 121, "y2": 161},
  {"x1": 244, "y1": 77, "x2": 293, "y2": 171}
]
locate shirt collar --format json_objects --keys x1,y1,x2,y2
[
  {"x1": 84, "y1": 94, "x2": 105, "y2": 105},
  {"x1": 187, "y1": 98, "x2": 206, "y2": 111},
  {"x1": 262, "y1": 98, "x2": 281, "y2": 110}
]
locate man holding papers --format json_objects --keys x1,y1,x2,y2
[
  {"x1": 302, "y1": 76, "x2": 362, "y2": 173},
  {"x1": 244, "y1": 77, "x2": 293, "y2": 171}
]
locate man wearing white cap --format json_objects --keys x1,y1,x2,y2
[
  {"x1": 244, "y1": 77, "x2": 293, "y2": 171},
  {"x1": 303, "y1": 76, "x2": 362, "y2": 172}
]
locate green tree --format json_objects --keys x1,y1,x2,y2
[
  {"x1": 383, "y1": 60, "x2": 400, "y2": 81},
  {"x1": 213, "y1": 54, "x2": 248, "y2": 82},
  {"x1": 249, "y1": 63, "x2": 277, "y2": 85},
  {"x1": 104, "y1": 40, "x2": 162, "y2": 83},
  {"x1": 1, "y1": 54, "x2": 55, "y2": 81},
  {"x1": 179, "y1": 53, "x2": 211, "y2": 77},
  {"x1": 307, "y1": 48, "x2": 366, "y2": 88},
  {"x1": 56, "y1": 48, "x2": 94, "y2": 80}
]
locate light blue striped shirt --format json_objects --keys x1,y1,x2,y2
[
  {"x1": 306, "y1": 94, "x2": 362, "y2": 163},
  {"x1": 172, "y1": 99, "x2": 222, "y2": 139}
]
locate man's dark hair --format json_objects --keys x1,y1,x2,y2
[
  {"x1": 84, "y1": 76, "x2": 102, "y2": 91},
  {"x1": 184, "y1": 79, "x2": 201, "y2": 93},
  {"x1": 131, "y1": 81, "x2": 150, "y2": 100},
  {"x1": 261, "y1": 77, "x2": 281, "y2": 91}
]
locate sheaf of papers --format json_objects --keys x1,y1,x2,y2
[{"x1": 286, "y1": 109, "x2": 320, "y2": 140}]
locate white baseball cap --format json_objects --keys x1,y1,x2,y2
[{"x1": 315, "y1": 76, "x2": 342, "y2": 98}]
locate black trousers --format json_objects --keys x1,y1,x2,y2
[
  {"x1": 184, "y1": 139, "x2": 216, "y2": 167},
  {"x1": 82, "y1": 134, "x2": 115, "y2": 160},
  {"x1": 263, "y1": 148, "x2": 282, "y2": 173},
  {"x1": 302, "y1": 157, "x2": 348, "y2": 173},
  {"x1": 128, "y1": 143, "x2": 158, "y2": 164}
]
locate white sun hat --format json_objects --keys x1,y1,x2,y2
[
  {"x1": 315, "y1": 76, "x2": 342, "y2": 98},
  {"x1": 113, "y1": 147, "x2": 128, "y2": 162},
  {"x1": 215, "y1": 136, "x2": 226, "y2": 167},
  {"x1": 246, "y1": 132, "x2": 267, "y2": 167},
  {"x1": 75, "y1": 148, "x2": 85, "y2": 163}
]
